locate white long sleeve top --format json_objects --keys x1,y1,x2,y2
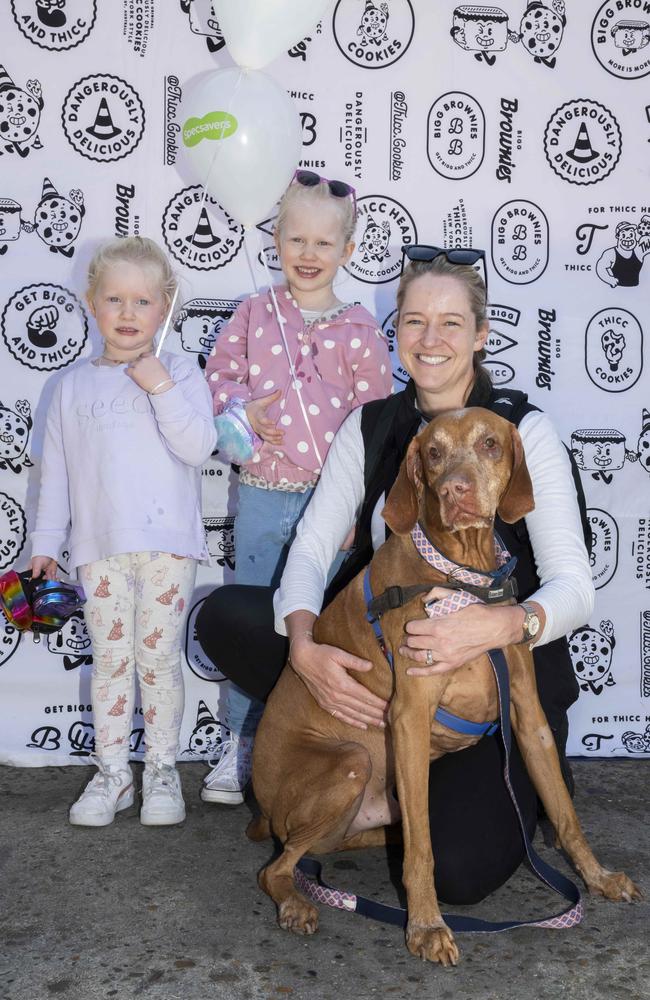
[
  {"x1": 274, "y1": 406, "x2": 595, "y2": 645},
  {"x1": 31, "y1": 351, "x2": 216, "y2": 570}
]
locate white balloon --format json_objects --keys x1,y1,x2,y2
[
  {"x1": 181, "y1": 67, "x2": 301, "y2": 228},
  {"x1": 214, "y1": 0, "x2": 332, "y2": 69}
]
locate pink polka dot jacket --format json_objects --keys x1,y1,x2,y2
[{"x1": 205, "y1": 286, "x2": 393, "y2": 484}]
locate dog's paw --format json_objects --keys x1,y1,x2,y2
[
  {"x1": 278, "y1": 894, "x2": 320, "y2": 935},
  {"x1": 406, "y1": 921, "x2": 459, "y2": 966},
  {"x1": 588, "y1": 869, "x2": 642, "y2": 902}
]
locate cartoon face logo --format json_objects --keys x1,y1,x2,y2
[
  {"x1": 611, "y1": 19, "x2": 650, "y2": 54},
  {"x1": 35, "y1": 0, "x2": 67, "y2": 27},
  {"x1": 179, "y1": 0, "x2": 225, "y2": 53},
  {"x1": 636, "y1": 410, "x2": 650, "y2": 475},
  {"x1": 358, "y1": 1, "x2": 389, "y2": 45},
  {"x1": 0, "y1": 199, "x2": 34, "y2": 254},
  {"x1": 359, "y1": 216, "x2": 390, "y2": 263},
  {"x1": 33, "y1": 178, "x2": 85, "y2": 257},
  {"x1": 569, "y1": 620, "x2": 616, "y2": 695},
  {"x1": 186, "y1": 699, "x2": 227, "y2": 756},
  {"x1": 0, "y1": 68, "x2": 44, "y2": 157},
  {"x1": 46, "y1": 612, "x2": 93, "y2": 670},
  {"x1": 0, "y1": 399, "x2": 33, "y2": 473},
  {"x1": 621, "y1": 725, "x2": 650, "y2": 753},
  {"x1": 600, "y1": 328, "x2": 625, "y2": 371},
  {"x1": 451, "y1": 6, "x2": 518, "y2": 64},
  {"x1": 173, "y1": 298, "x2": 240, "y2": 368},
  {"x1": 519, "y1": 1, "x2": 565, "y2": 67},
  {"x1": 571, "y1": 429, "x2": 636, "y2": 484},
  {"x1": 204, "y1": 517, "x2": 235, "y2": 571}
]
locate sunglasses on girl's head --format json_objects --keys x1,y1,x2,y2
[
  {"x1": 400, "y1": 244, "x2": 488, "y2": 292},
  {"x1": 292, "y1": 170, "x2": 357, "y2": 214}
]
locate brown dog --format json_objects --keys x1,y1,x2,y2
[{"x1": 250, "y1": 408, "x2": 639, "y2": 965}]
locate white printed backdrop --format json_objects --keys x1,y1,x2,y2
[{"x1": 0, "y1": 0, "x2": 649, "y2": 766}]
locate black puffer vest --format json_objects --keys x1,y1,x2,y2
[{"x1": 324, "y1": 380, "x2": 590, "y2": 733}]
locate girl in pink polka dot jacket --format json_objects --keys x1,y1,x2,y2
[{"x1": 203, "y1": 173, "x2": 392, "y2": 806}]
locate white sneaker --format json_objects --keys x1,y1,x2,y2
[
  {"x1": 140, "y1": 762, "x2": 185, "y2": 826},
  {"x1": 201, "y1": 735, "x2": 253, "y2": 805},
  {"x1": 69, "y1": 761, "x2": 134, "y2": 827}
]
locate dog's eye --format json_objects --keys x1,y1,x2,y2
[
  {"x1": 484, "y1": 437, "x2": 496, "y2": 449},
  {"x1": 428, "y1": 445, "x2": 440, "y2": 462}
]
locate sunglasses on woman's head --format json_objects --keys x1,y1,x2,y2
[
  {"x1": 400, "y1": 244, "x2": 488, "y2": 292},
  {"x1": 292, "y1": 170, "x2": 357, "y2": 214}
]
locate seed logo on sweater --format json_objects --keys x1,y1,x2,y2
[
  {"x1": 0, "y1": 492, "x2": 26, "y2": 572},
  {"x1": 62, "y1": 74, "x2": 145, "y2": 162},
  {"x1": 179, "y1": 0, "x2": 225, "y2": 53},
  {"x1": 543, "y1": 99, "x2": 622, "y2": 186},
  {"x1": 585, "y1": 308, "x2": 643, "y2": 393},
  {"x1": 173, "y1": 298, "x2": 241, "y2": 368},
  {"x1": 0, "y1": 620, "x2": 21, "y2": 669},
  {"x1": 162, "y1": 186, "x2": 244, "y2": 272},
  {"x1": 588, "y1": 508, "x2": 618, "y2": 590},
  {"x1": 0, "y1": 66, "x2": 44, "y2": 158},
  {"x1": 46, "y1": 613, "x2": 93, "y2": 670},
  {"x1": 569, "y1": 619, "x2": 616, "y2": 695},
  {"x1": 346, "y1": 195, "x2": 416, "y2": 284},
  {"x1": 491, "y1": 200, "x2": 549, "y2": 284},
  {"x1": 11, "y1": 0, "x2": 97, "y2": 50},
  {"x1": 1, "y1": 283, "x2": 88, "y2": 372},
  {"x1": 427, "y1": 92, "x2": 485, "y2": 180},
  {"x1": 333, "y1": 0, "x2": 415, "y2": 69},
  {"x1": 591, "y1": 3, "x2": 650, "y2": 78},
  {"x1": 0, "y1": 399, "x2": 33, "y2": 474},
  {"x1": 185, "y1": 598, "x2": 226, "y2": 682}
]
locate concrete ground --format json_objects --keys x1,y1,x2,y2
[{"x1": 0, "y1": 759, "x2": 648, "y2": 1000}]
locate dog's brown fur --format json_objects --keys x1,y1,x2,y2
[{"x1": 250, "y1": 408, "x2": 640, "y2": 965}]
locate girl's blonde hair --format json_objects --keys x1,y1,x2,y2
[
  {"x1": 274, "y1": 180, "x2": 357, "y2": 245},
  {"x1": 86, "y1": 236, "x2": 178, "y2": 307}
]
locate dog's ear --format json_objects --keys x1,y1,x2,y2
[
  {"x1": 382, "y1": 437, "x2": 424, "y2": 535},
  {"x1": 497, "y1": 424, "x2": 535, "y2": 524}
]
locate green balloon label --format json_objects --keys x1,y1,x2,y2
[{"x1": 183, "y1": 111, "x2": 238, "y2": 147}]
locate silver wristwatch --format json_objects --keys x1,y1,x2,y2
[{"x1": 519, "y1": 601, "x2": 541, "y2": 649}]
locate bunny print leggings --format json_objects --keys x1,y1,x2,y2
[{"x1": 78, "y1": 551, "x2": 197, "y2": 767}]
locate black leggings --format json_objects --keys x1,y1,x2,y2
[{"x1": 196, "y1": 584, "x2": 539, "y2": 906}]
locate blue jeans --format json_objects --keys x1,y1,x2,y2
[{"x1": 229, "y1": 483, "x2": 344, "y2": 737}]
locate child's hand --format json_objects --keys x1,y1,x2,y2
[
  {"x1": 246, "y1": 390, "x2": 284, "y2": 445},
  {"x1": 31, "y1": 556, "x2": 58, "y2": 581},
  {"x1": 126, "y1": 354, "x2": 173, "y2": 393}
]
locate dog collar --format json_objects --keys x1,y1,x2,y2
[{"x1": 411, "y1": 523, "x2": 518, "y2": 607}]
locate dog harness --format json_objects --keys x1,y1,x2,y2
[
  {"x1": 362, "y1": 524, "x2": 518, "y2": 738},
  {"x1": 295, "y1": 525, "x2": 584, "y2": 932}
]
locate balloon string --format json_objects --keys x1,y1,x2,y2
[
  {"x1": 156, "y1": 69, "x2": 247, "y2": 358},
  {"x1": 258, "y1": 236, "x2": 324, "y2": 469}
]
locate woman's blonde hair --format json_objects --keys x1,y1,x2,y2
[
  {"x1": 274, "y1": 179, "x2": 357, "y2": 245},
  {"x1": 86, "y1": 236, "x2": 178, "y2": 307},
  {"x1": 396, "y1": 253, "x2": 491, "y2": 394}
]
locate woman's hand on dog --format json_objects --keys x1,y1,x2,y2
[
  {"x1": 399, "y1": 595, "x2": 543, "y2": 675},
  {"x1": 290, "y1": 635, "x2": 388, "y2": 730}
]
